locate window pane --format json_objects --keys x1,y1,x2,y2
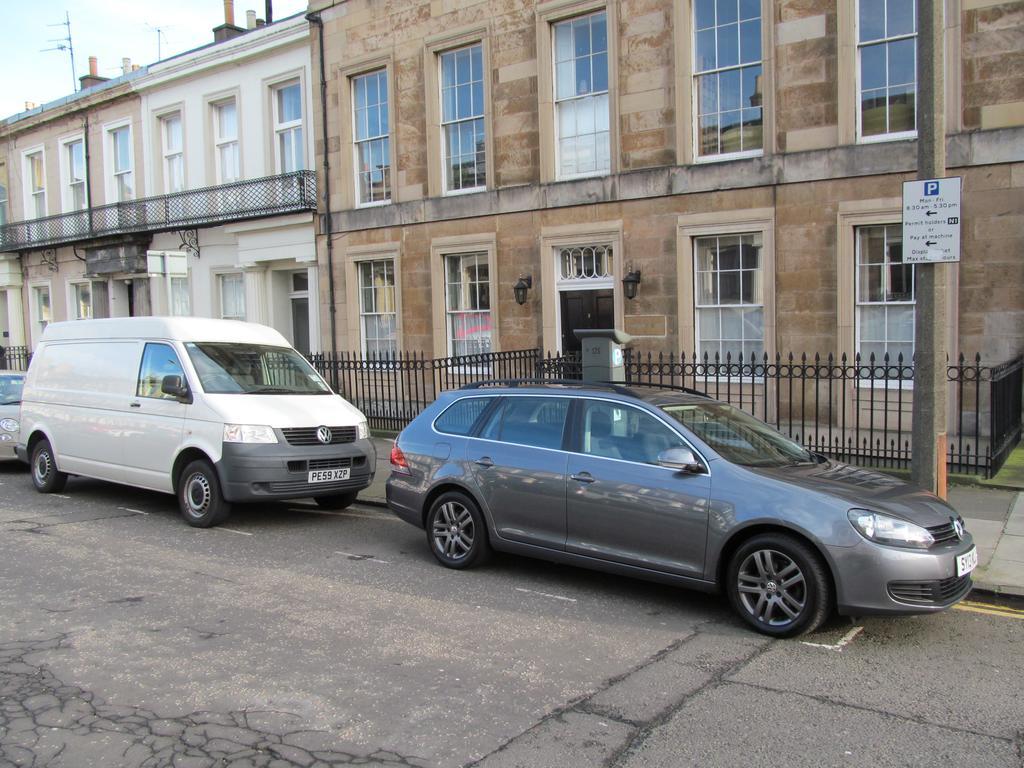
[
  {"x1": 886, "y1": 0, "x2": 915, "y2": 37},
  {"x1": 717, "y1": 0, "x2": 738, "y2": 24},
  {"x1": 695, "y1": 0, "x2": 716, "y2": 30},
  {"x1": 888, "y1": 38, "x2": 915, "y2": 86},
  {"x1": 887, "y1": 305, "x2": 915, "y2": 341},
  {"x1": 861, "y1": 88, "x2": 888, "y2": 136},
  {"x1": 496, "y1": 397, "x2": 569, "y2": 450},
  {"x1": 720, "y1": 68, "x2": 741, "y2": 112},
  {"x1": 717, "y1": 23, "x2": 739, "y2": 68},
  {"x1": 696, "y1": 28, "x2": 717, "y2": 72},
  {"x1": 859, "y1": 0, "x2": 885, "y2": 41},
  {"x1": 582, "y1": 401, "x2": 685, "y2": 464},
  {"x1": 740, "y1": 18, "x2": 761, "y2": 64},
  {"x1": 165, "y1": 115, "x2": 182, "y2": 152},
  {"x1": 436, "y1": 397, "x2": 492, "y2": 436},
  {"x1": 861, "y1": 43, "x2": 887, "y2": 90},
  {"x1": 138, "y1": 344, "x2": 185, "y2": 399},
  {"x1": 277, "y1": 82, "x2": 302, "y2": 123},
  {"x1": 739, "y1": 0, "x2": 760, "y2": 21},
  {"x1": 218, "y1": 102, "x2": 237, "y2": 138}
]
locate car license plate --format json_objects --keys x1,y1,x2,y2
[
  {"x1": 308, "y1": 468, "x2": 350, "y2": 483},
  {"x1": 956, "y1": 547, "x2": 978, "y2": 577}
]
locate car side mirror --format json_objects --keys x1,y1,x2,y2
[
  {"x1": 161, "y1": 374, "x2": 191, "y2": 403},
  {"x1": 657, "y1": 447, "x2": 705, "y2": 474}
]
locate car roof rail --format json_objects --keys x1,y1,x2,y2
[
  {"x1": 625, "y1": 382, "x2": 712, "y2": 398},
  {"x1": 459, "y1": 378, "x2": 638, "y2": 396}
]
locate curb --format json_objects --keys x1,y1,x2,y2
[{"x1": 969, "y1": 583, "x2": 1024, "y2": 599}]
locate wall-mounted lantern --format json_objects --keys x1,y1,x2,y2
[
  {"x1": 513, "y1": 274, "x2": 533, "y2": 306},
  {"x1": 622, "y1": 269, "x2": 641, "y2": 300}
]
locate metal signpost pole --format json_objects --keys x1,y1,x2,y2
[{"x1": 911, "y1": 0, "x2": 948, "y2": 495}]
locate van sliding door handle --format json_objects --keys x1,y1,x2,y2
[{"x1": 129, "y1": 402, "x2": 142, "y2": 408}]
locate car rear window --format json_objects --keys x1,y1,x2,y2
[{"x1": 434, "y1": 397, "x2": 493, "y2": 435}]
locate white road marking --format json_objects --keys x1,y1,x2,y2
[
  {"x1": 334, "y1": 550, "x2": 392, "y2": 564},
  {"x1": 800, "y1": 625, "x2": 864, "y2": 651},
  {"x1": 288, "y1": 507, "x2": 399, "y2": 521},
  {"x1": 214, "y1": 526, "x2": 253, "y2": 536},
  {"x1": 54, "y1": 494, "x2": 71, "y2": 499},
  {"x1": 118, "y1": 507, "x2": 149, "y2": 515},
  {"x1": 514, "y1": 587, "x2": 578, "y2": 604}
]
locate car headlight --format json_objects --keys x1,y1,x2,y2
[
  {"x1": 0, "y1": 418, "x2": 18, "y2": 432},
  {"x1": 356, "y1": 420, "x2": 369, "y2": 440},
  {"x1": 848, "y1": 509, "x2": 934, "y2": 549},
  {"x1": 223, "y1": 424, "x2": 278, "y2": 444}
]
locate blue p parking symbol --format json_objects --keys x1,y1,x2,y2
[{"x1": 924, "y1": 181, "x2": 940, "y2": 196}]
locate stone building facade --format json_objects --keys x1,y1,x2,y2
[{"x1": 307, "y1": 0, "x2": 1023, "y2": 368}]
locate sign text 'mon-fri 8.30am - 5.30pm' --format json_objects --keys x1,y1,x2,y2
[{"x1": 902, "y1": 177, "x2": 962, "y2": 264}]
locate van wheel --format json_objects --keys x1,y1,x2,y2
[
  {"x1": 31, "y1": 438, "x2": 68, "y2": 494},
  {"x1": 726, "y1": 533, "x2": 832, "y2": 638},
  {"x1": 314, "y1": 492, "x2": 358, "y2": 510},
  {"x1": 178, "y1": 459, "x2": 231, "y2": 528}
]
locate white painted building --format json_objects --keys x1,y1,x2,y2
[{"x1": 136, "y1": 13, "x2": 318, "y2": 353}]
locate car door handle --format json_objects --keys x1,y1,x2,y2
[
  {"x1": 570, "y1": 472, "x2": 596, "y2": 484},
  {"x1": 129, "y1": 402, "x2": 141, "y2": 408},
  {"x1": 474, "y1": 457, "x2": 494, "y2": 468}
]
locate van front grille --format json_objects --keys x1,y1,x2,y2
[{"x1": 281, "y1": 426, "x2": 357, "y2": 446}]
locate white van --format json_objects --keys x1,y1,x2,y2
[{"x1": 17, "y1": 317, "x2": 374, "y2": 527}]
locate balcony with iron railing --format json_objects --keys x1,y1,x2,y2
[{"x1": 0, "y1": 170, "x2": 317, "y2": 252}]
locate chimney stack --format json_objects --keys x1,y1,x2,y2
[
  {"x1": 246, "y1": 10, "x2": 257, "y2": 29},
  {"x1": 24, "y1": 101, "x2": 39, "y2": 111},
  {"x1": 213, "y1": 0, "x2": 245, "y2": 43},
  {"x1": 79, "y1": 56, "x2": 110, "y2": 90},
  {"x1": 122, "y1": 57, "x2": 131, "y2": 75},
  {"x1": 256, "y1": 17, "x2": 266, "y2": 27}
]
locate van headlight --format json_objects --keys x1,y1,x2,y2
[
  {"x1": 223, "y1": 424, "x2": 278, "y2": 444},
  {"x1": 0, "y1": 418, "x2": 18, "y2": 432},
  {"x1": 356, "y1": 420, "x2": 369, "y2": 440},
  {"x1": 848, "y1": 509, "x2": 934, "y2": 549}
]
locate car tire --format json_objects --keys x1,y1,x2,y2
[
  {"x1": 178, "y1": 459, "x2": 231, "y2": 528},
  {"x1": 30, "y1": 438, "x2": 68, "y2": 494},
  {"x1": 726, "y1": 533, "x2": 832, "y2": 638},
  {"x1": 314, "y1": 491, "x2": 358, "y2": 510},
  {"x1": 425, "y1": 491, "x2": 491, "y2": 570}
]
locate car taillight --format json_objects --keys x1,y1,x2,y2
[{"x1": 390, "y1": 443, "x2": 411, "y2": 474}]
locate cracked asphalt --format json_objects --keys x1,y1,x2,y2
[{"x1": 1, "y1": 461, "x2": 1021, "y2": 767}]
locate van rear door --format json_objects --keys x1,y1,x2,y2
[{"x1": 119, "y1": 342, "x2": 188, "y2": 493}]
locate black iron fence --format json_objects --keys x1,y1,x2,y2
[
  {"x1": 309, "y1": 347, "x2": 1022, "y2": 478},
  {"x1": 623, "y1": 350, "x2": 1023, "y2": 478},
  {"x1": 0, "y1": 346, "x2": 30, "y2": 372},
  {"x1": 0, "y1": 170, "x2": 317, "y2": 251}
]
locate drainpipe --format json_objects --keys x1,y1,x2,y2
[
  {"x1": 305, "y1": 10, "x2": 339, "y2": 377},
  {"x1": 83, "y1": 112, "x2": 94, "y2": 235}
]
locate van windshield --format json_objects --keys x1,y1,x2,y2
[{"x1": 184, "y1": 343, "x2": 331, "y2": 395}]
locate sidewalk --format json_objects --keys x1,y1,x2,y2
[{"x1": 361, "y1": 436, "x2": 1024, "y2": 596}]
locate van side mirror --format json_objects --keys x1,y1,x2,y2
[
  {"x1": 161, "y1": 374, "x2": 191, "y2": 402},
  {"x1": 657, "y1": 447, "x2": 705, "y2": 474}
]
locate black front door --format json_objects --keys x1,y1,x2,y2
[{"x1": 560, "y1": 289, "x2": 614, "y2": 353}]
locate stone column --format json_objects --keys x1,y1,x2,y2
[
  {"x1": 242, "y1": 264, "x2": 267, "y2": 324},
  {"x1": 0, "y1": 255, "x2": 25, "y2": 348}
]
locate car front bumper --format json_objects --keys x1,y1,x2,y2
[
  {"x1": 216, "y1": 438, "x2": 376, "y2": 503},
  {"x1": 0, "y1": 432, "x2": 20, "y2": 461},
  {"x1": 829, "y1": 533, "x2": 976, "y2": 615}
]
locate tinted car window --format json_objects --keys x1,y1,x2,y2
[
  {"x1": 137, "y1": 343, "x2": 185, "y2": 400},
  {"x1": 581, "y1": 400, "x2": 686, "y2": 465},
  {"x1": 479, "y1": 396, "x2": 570, "y2": 450},
  {"x1": 435, "y1": 397, "x2": 493, "y2": 435}
]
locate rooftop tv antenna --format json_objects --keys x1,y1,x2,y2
[
  {"x1": 147, "y1": 23, "x2": 170, "y2": 60},
  {"x1": 42, "y1": 12, "x2": 77, "y2": 91}
]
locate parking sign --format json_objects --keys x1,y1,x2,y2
[{"x1": 902, "y1": 177, "x2": 962, "y2": 263}]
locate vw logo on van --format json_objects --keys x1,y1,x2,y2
[{"x1": 317, "y1": 426, "x2": 332, "y2": 445}]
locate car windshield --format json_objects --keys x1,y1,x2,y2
[
  {"x1": 0, "y1": 375, "x2": 25, "y2": 406},
  {"x1": 184, "y1": 343, "x2": 331, "y2": 395},
  {"x1": 660, "y1": 401, "x2": 815, "y2": 467}
]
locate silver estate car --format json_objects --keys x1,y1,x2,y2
[{"x1": 386, "y1": 382, "x2": 978, "y2": 637}]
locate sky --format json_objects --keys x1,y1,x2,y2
[{"x1": 0, "y1": 0, "x2": 309, "y2": 119}]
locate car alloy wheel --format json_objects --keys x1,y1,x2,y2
[
  {"x1": 736, "y1": 548, "x2": 807, "y2": 628},
  {"x1": 432, "y1": 500, "x2": 475, "y2": 560}
]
